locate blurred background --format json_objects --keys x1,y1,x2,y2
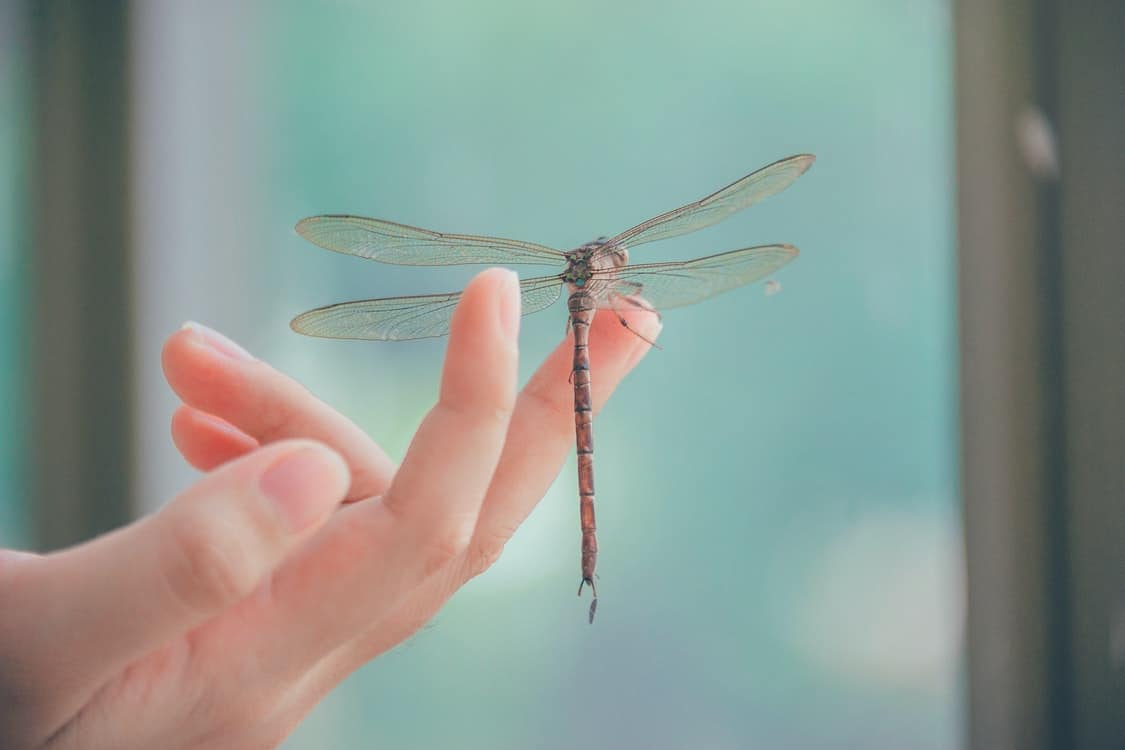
[{"x1": 3, "y1": 1, "x2": 1122, "y2": 748}]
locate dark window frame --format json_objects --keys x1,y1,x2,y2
[
  {"x1": 29, "y1": 0, "x2": 134, "y2": 548},
  {"x1": 957, "y1": 1, "x2": 1125, "y2": 748}
]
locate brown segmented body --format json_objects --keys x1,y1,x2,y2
[{"x1": 569, "y1": 290, "x2": 599, "y2": 622}]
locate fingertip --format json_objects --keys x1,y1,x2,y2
[
  {"x1": 170, "y1": 402, "x2": 194, "y2": 435},
  {"x1": 161, "y1": 325, "x2": 217, "y2": 399},
  {"x1": 454, "y1": 268, "x2": 521, "y2": 346},
  {"x1": 180, "y1": 321, "x2": 256, "y2": 361},
  {"x1": 161, "y1": 325, "x2": 191, "y2": 380},
  {"x1": 469, "y1": 266, "x2": 519, "y2": 291},
  {"x1": 164, "y1": 323, "x2": 259, "y2": 401},
  {"x1": 170, "y1": 404, "x2": 197, "y2": 455}
]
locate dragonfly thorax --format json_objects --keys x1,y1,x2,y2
[{"x1": 562, "y1": 239, "x2": 628, "y2": 290}]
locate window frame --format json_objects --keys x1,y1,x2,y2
[{"x1": 956, "y1": 1, "x2": 1125, "y2": 748}]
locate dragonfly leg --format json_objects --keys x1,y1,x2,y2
[
  {"x1": 615, "y1": 290, "x2": 663, "y2": 321},
  {"x1": 565, "y1": 316, "x2": 577, "y2": 385},
  {"x1": 610, "y1": 296, "x2": 663, "y2": 350},
  {"x1": 578, "y1": 576, "x2": 599, "y2": 624}
]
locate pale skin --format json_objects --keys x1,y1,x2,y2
[{"x1": 0, "y1": 268, "x2": 660, "y2": 750}]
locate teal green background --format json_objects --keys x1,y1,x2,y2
[{"x1": 258, "y1": 1, "x2": 960, "y2": 748}]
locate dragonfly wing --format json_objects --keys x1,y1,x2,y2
[
  {"x1": 296, "y1": 215, "x2": 566, "y2": 266},
  {"x1": 607, "y1": 154, "x2": 814, "y2": 251},
  {"x1": 291, "y1": 275, "x2": 563, "y2": 341},
  {"x1": 599, "y1": 244, "x2": 798, "y2": 311}
]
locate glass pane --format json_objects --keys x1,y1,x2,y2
[
  {"x1": 133, "y1": 2, "x2": 960, "y2": 748},
  {"x1": 0, "y1": 3, "x2": 30, "y2": 548}
]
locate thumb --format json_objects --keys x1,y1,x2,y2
[
  {"x1": 13, "y1": 439, "x2": 349, "y2": 698},
  {"x1": 151, "y1": 439, "x2": 350, "y2": 614}
]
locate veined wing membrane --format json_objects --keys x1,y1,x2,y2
[
  {"x1": 296, "y1": 215, "x2": 566, "y2": 266},
  {"x1": 607, "y1": 154, "x2": 815, "y2": 251},
  {"x1": 600, "y1": 244, "x2": 798, "y2": 311},
  {"x1": 291, "y1": 275, "x2": 563, "y2": 341}
]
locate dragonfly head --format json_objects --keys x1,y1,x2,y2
[{"x1": 565, "y1": 239, "x2": 628, "y2": 292}]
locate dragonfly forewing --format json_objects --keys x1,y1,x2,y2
[
  {"x1": 295, "y1": 215, "x2": 567, "y2": 266},
  {"x1": 606, "y1": 154, "x2": 814, "y2": 251},
  {"x1": 290, "y1": 274, "x2": 563, "y2": 340}
]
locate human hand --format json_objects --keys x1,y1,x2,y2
[{"x1": 0, "y1": 268, "x2": 659, "y2": 749}]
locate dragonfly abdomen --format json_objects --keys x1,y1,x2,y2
[{"x1": 569, "y1": 293, "x2": 599, "y2": 623}]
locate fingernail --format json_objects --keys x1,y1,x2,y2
[
  {"x1": 181, "y1": 321, "x2": 255, "y2": 361},
  {"x1": 260, "y1": 445, "x2": 347, "y2": 533},
  {"x1": 496, "y1": 269, "x2": 521, "y2": 342}
]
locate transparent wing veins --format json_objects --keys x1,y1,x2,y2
[
  {"x1": 295, "y1": 215, "x2": 567, "y2": 266},
  {"x1": 291, "y1": 275, "x2": 563, "y2": 341},
  {"x1": 607, "y1": 154, "x2": 814, "y2": 251}
]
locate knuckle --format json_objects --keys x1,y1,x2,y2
[
  {"x1": 464, "y1": 534, "x2": 508, "y2": 580},
  {"x1": 161, "y1": 514, "x2": 258, "y2": 614},
  {"x1": 252, "y1": 399, "x2": 293, "y2": 443},
  {"x1": 521, "y1": 384, "x2": 572, "y2": 427},
  {"x1": 419, "y1": 522, "x2": 474, "y2": 579},
  {"x1": 440, "y1": 397, "x2": 514, "y2": 430},
  {"x1": 481, "y1": 401, "x2": 515, "y2": 427}
]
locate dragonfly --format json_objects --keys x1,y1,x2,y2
[{"x1": 291, "y1": 153, "x2": 815, "y2": 623}]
